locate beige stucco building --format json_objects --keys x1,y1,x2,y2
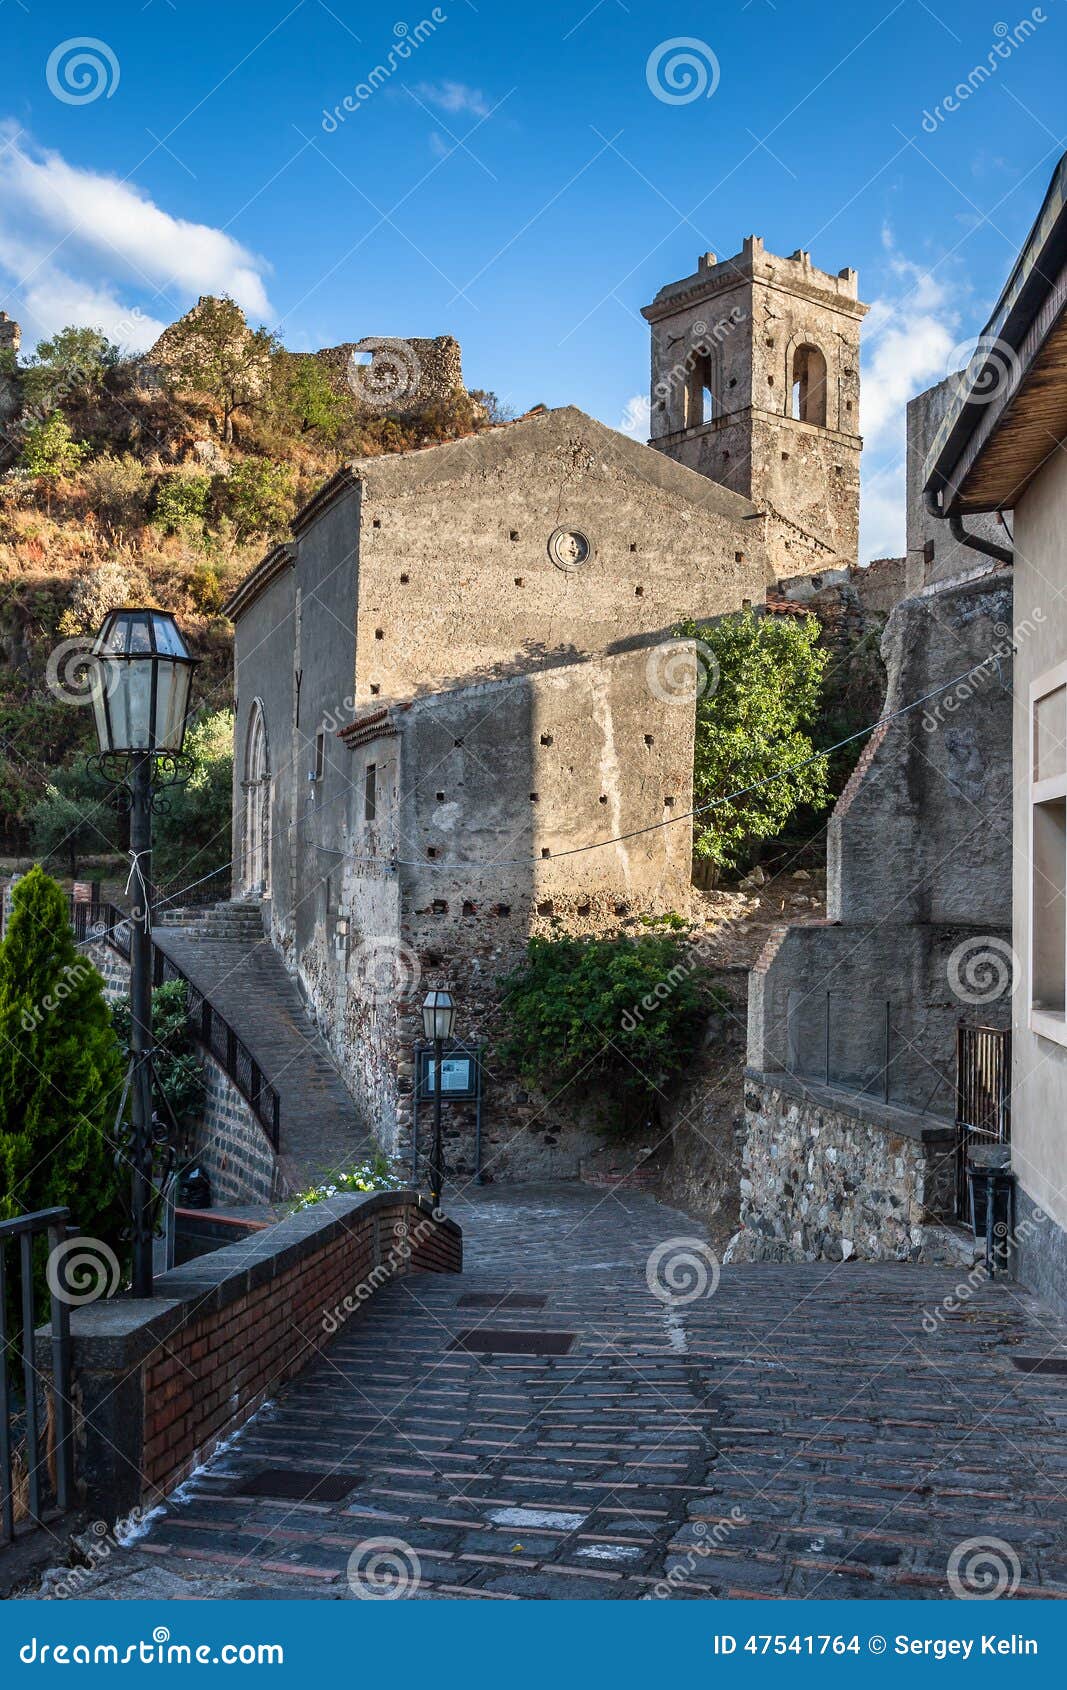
[{"x1": 925, "y1": 150, "x2": 1067, "y2": 1312}]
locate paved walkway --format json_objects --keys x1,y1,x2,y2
[{"x1": 42, "y1": 1185, "x2": 1067, "y2": 1601}]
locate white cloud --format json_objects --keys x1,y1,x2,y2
[
  {"x1": 858, "y1": 229, "x2": 963, "y2": 561},
  {"x1": 0, "y1": 125, "x2": 272, "y2": 352},
  {"x1": 411, "y1": 81, "x2": 491, "y2": 119},
  {"x1": 616, "y1": 395, "x2": 650, "y2": 440}
]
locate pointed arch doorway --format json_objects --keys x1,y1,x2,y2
[{"x1": 243, "y1": 700, "x2": 271, "y2": 895}]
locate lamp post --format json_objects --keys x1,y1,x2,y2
[
  {"x1": 87, "y1": 609, "x2": 197, "y2": 1297},
  {"x1": 422, "y1": 989, "x2": 456, "y2": 1209}
]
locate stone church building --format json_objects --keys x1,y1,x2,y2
[{"x1": 224, "y1": 239, "x2": 868, "y2": 1177}]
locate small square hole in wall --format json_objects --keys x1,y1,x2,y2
[
  {"x1": 541, "y1": 847, "x2": 551, "y2": 859},
  {"x1": 767, "y1": 375, "x2": 774, "y2": 385},
  {"x1": 537, "y1": 900, "x2": 554, "y2": 916},
  {"x1": 509, "y1": 530, "x2": 520, "y2": 541},
  {"x1": 530, "y1": 792, "x2": 539, "y2": 802},
  {"x1": 723, "y1": 450, "x2": 730, "y2": 461},
  {"x1": 577, "y1": 901, "x2": 590, "y2": 916},
  {"x1": 540, "y1": 733, "x2": 553, "y2": 746},
  {"x1": 515, "y1": 577, "x2": 524, "y2": 586},
  {"x1": 453, "y1": 738, "x2": 464, "y2": 748},
  {"x1": 427, "y1": 846, "x2": 438, "y2": 859},
  {"x1": 634, "y1": 585, "x2": 644, "y2": 597},
  {"x1": 729, "y1": 377, "x2": 737, "y2": 388},
  {"x1": 615, "y1": 902, "x2": 630, "y2": 917},
  {"x1": 598, "y1": 794, "x2": 608, "y2": 805},
  {"x1": 629, "y1": 542, "x2": 638, "y2": 553},
  {"x1": 765, "y1": 337, "x2": 775, "y2": 347},
  {"x1": 370, "y1": 684, "x2": 380, "y2": 696},
  {"x1": 462, "y1": 901, "x2": 477, "y2": 917},
  {"x1": 644, "y1": 734, "x2": 654, "y2": 747},
  {"x1": 781, "y1": 452, "x2": 790, "y2": 462},
  {"x1": 664, "y1": 796, "x2": 675, "y2": 808},
  {"x1": 400, "y1": 573, "x2": 409, "y2": 584},
  {"x1": 846, "y1": 399, "x2": 853, "y2": 411},
  {"x1": 375, "y1": 628, "x2": 384, "y2": 640},
  {"x1": 436, "y1": 791, "x2": 445, "y2": 801},
  {"x1": 372, "y1": 518, "x2": 381, "y2": 529},
  {"x1": 735, "y1": 551, "x2": 744, "y2": 563},
  {"x1": 494, "y1": 903, "x2": 511, "y2": 917},
  {"x1": 432, "y1": 899, "x2": 448, "y2": 915},
  {"x1": 835, "y1": 464, "x2": 844, "y2": 474}
]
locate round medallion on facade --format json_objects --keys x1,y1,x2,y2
[{"x1": 547, "y1": 527, "x2": 594, "y2": 572}]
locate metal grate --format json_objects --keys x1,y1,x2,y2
[
  {"x1": 1011, "y1": 1356, "x2": 1067, "y2": 1376},
  {"x1": 232, "y1": 1469, "x2": 358, "y2": 1502},
  {"x1": 448, "y1": 1329, "x2": 576, "y2": 1356},
  {"x1": 457, "y1": 1293, "x2": 547, "y2": 1311}
]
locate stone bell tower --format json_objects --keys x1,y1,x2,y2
[{"x1": 641, "y1": 237, "x2": 868, "y2": 576}]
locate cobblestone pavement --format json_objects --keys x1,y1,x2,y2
[{"x1": 41, "y1": 1184, "x2": 1067, "y2": 1601}]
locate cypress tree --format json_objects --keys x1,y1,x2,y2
[{"x1": 0, "y1": 866, "x2": 125, "y2": 1244}]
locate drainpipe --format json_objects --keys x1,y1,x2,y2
[{"x1": 923, "y1": 489, "x2": 1013, "y2": 565}]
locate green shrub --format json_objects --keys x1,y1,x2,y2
[
  {"x1": 152, "y1": 472, "x2": 212, "y2": 538},
  {"x1": 678, "y1": 608, "x2": 831, "y2": 872},
  {"x1": 112, "y1": 978, "x2": 205, "y2": 1132},
  {"x1": 497, "y1": 931, "x2": 717, "y2": 1132},
  {"x1": 0, "y1": 867, "x2": 126, "y2": 1310},
  {"x1": 19, "y1": 412, "x2": 87, "y2": 482},
  {"x1": 81, "y1": 452, "x2": 150, "y2": 531},
  {"x1": 221, "y1": 457, "x2": 296, "y2": 540}
]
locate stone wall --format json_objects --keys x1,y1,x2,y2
[
  {"x1": 734, "y1": 1074, "x2": 957, "y2": 1263},
  {"x1": 38, "y1": 1191, "x2": 461, "y2": 1515},
  {"x1": 82, "y1": 931, "x2": 279, "y2": 1203},
  {"x1": 905, "y1": 375, "x2": 1009, "y2": 594},
  {"x1": 196, "y1": 1059, "x2": 277, "y2": 1206}
]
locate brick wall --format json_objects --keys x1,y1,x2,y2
[
  {"x1": 196, "y1": 1059, "x2": 276, "y2": 1205},
  {"x1": 43, "y1": 1191, "x2": 461, "y2": 1515}
]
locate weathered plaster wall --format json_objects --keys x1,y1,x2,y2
[
  {"x1": 1009, "y1": 442, "x2": 1067, "y2": 1316},
  {"x1": 905, "y1": 376, "x2": 1009, "y2": 594},
  {"x1": 350, "y1": 406, "x2": 769, "y2": 705}
]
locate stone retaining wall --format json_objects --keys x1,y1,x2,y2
[
  {"x1": 196, "y1": 1060, "x2": 276, "y2": 1205},
  {"x1": 733, "y1": 1073, "x2": 956, "y2": 1263},
  {"x1": 40, "y1": 1191, "x2": 461, "y2": 1515}
]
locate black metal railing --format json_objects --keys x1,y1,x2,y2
[
  {"x1": 0, "y1": 1209, "x2": 74, "y2": 1547},
  {"x1": 955, "y1": 1024, "x2": 1011, "y2": 1218},
  {"x1": 70, "y1": 895, "x2": 281, "y2": 1152}
]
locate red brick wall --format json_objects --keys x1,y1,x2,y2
[{"x1": 140, "y1": 1199, "x2": 459, "y2": 1496}]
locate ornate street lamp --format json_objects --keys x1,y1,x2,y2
[
  {"x1": 422, "y1": 989, "x2": 456, "y2": 1209},
  {"x1": 87, "y1": 609, "x2": 197, "y2": 1297}
]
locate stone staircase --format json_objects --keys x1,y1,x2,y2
[{"x1": 154, "y1": 901, "x2": 374, "y2": 1195}]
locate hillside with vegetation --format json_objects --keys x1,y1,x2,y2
[{"x1": 0, "y1": 300, "x2": 501, "y2": 879}]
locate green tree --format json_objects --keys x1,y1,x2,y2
[
  {"x1": 19, "y1": 412, "x2": 88, "y2": 487},
  {"x1": 221, "y1": 457, "x2": 296, "y2": 540},
  {"x1": 29, "y1": 765, "x2": 122, "y2": 878},
  {"x1": 269, "y1": 351, "x2": 347, "y2": 440},
  {"x1": 0, "y1": 867, "x2": 125, "y2": 1248},
  {"x1": 23, "y1": 326, "x2": 119, "y2": 411},
  {"x1": 152, "y1": 708, "x2": 234, "y2": 886},
  {"x1": 152, "y1": 471, "x2": 212, "y2": 539},
  {"x1": 497, "y1": 930, "x2": 716, "y2": 1133},
  {"x1": 679, "y1": 609, "x2": 831, "y2": 872},
  {"x1": 160, "y1": 296, "x2": 277, "y2": 442},
  {"x1": 111, "y1": 979, "x2": 204, "y2": 1134}
]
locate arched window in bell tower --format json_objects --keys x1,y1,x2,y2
[
  {"x1": 685, "y1": 347, "x2": 717, "y2": 428},
  {"x1": 791, "y1": 343, "x2": 828, "y2": 426}
]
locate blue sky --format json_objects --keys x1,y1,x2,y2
[{"x1": 2, "y1": 0, "x2": 1065, "y2": 558}]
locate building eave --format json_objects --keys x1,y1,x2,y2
[{"x1": 222, "y1": 544, "x2": 296, "y2": 621}]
